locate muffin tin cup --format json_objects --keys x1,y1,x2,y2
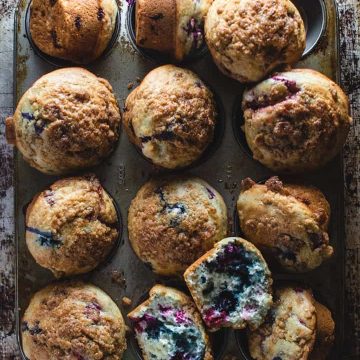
[
  {"x1": 128, "y1": 282, "x2": 229, "y2": 360},
  {"x1": 129, "y1": 85, "x2": 226, "y2": 173},
  {"x1": 24, "y1": 0, "x2": 121, "y2": 67},
  {"x1": 294, "y1": 0, "x2": 327, "y2": 57},
  {"x1": 125, "y1": 2, "x2": 209, "y2": 64}
]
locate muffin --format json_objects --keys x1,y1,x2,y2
[
  {"x1": 310, "y1": 302, "x2": 335, "y2": 360},
  {"x1": 123, "y1": 65, "x2": 217, "y2": 169},
  {"x1": 242, "y1": 69, "x2": 352, "y2": 173},
  {"x1": 205, "y1": 0, "x2": 306, "y2": 83},
  {"x1": 135, "y1": 0, "x2": 212, "y2": 61},
  {"x1": 128, "y1": 285, "x2": 213, "y2": 360},
  {"x1": 248, "y1": 286, "x2": 317, "y2": 360},
  {"x1": 237, "y1": 177, "x2": 333, "y2": 272},
  {"x1": 5, "y1": 68, "x2": 121, "y2": 175},
  {"x1": 184, "y1": 237, "x2": 273, "y2": 332},
  {"x1": 26, "y1": 174, "x2": 119, "y2": 277},
  {"x1": 21, "y1": 282, "x2": 127, "y2": 360},
  {"x1": 128, "y1": 176, "x2": 228, "y2": 276},
  {"x1": 30, "y1": 0, "x2": 118, "y2": 64}
]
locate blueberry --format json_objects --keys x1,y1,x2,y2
[
  {"x1": 272, "y1": 76, "x2": 300, "y2": 94},
  {"x1": 26, "y1": 227, "x2": 62, "y2": 248},
  {"x1": 21, "y1": 112, "x2": 34, "y2": 121},
  {"x1": 308, "y1": 232, "x2": 324, "y2": 249},
  {"x1": 97, "y1": 8, "x2": 105, "y2": 21},
  {"x1": 22, "y1": 321, "x2": 42, "y2": 335},
  {"x1": 183, "y1": 18, "x2": 204, "y2": 49},
  {"x1": 74, "y1": 16, "x2": 82, "y2": 30},
  {"x1": 273, "y1": 357, "x2": 282, "y2": 360},
  {"x1": 276, "y1": 247, "x2": 297, "y2": 262},
  {"x1": 202, "y1": 280, "x2": 214, "y2": 296},
  {"x1": 215, "y1": 290, "x2": 237, "y2": 313},
  {"x1": 205, "y1": 187, "x2": 215, "y2": 199}
]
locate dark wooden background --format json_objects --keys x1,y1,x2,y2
[{"x1": 0, "y1": 0, "x2": 359, "y2": 358}]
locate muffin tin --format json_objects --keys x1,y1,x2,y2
[{"x1": 14, "y1": 0, "x2": 344, "y2": 359}]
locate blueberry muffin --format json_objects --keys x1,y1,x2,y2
[
  {"x1": 248, "y1": 286, "x2": 316, "y2": 360},
  {"x1": 26, "y1": 174, "x2": 119, "y2": 277},
  {"x1": 128, "y1": 285, "x2": 213, "y2": 360},
  {"x1": 310, "y1": 302, "x2": 335, "y2": 360},
  {"x1": 123, "y1": 65, "x2": 217, "y2": 169},
  {"x1": 242, "y1": 69, "x2": 352, "y2": 172},
  {"x1": 5, "y1": 68, "x2": 121, "y2": 175},
  {"x1": 128, "y1": 177, "x2": 227, "y2": 276},
  {"x1": 21, "y1": 282, "x2": 127, "y2": 360},
  {"x1": 30, "y1": 0, "x2": 118, "y2": 64},
  {"x1": 184, "y1": 237, "x2": 273, "y2": 331},
  {"x1": 205, "y1": 0, "x2": 306, "y2": 83},
  {"x1": 237, "y1": 177, "x2": 333, "y2": 272},
  {"x1": 135, "y1": 0, "x2": 212, "y2": 61}
]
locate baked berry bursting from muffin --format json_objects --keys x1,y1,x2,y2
[
  {"x1": 184, "y1": 237, "x2": 273, "y2": 331},
  {"x1": 128, "y1": 285, "x2": 213, "y2": 360}
]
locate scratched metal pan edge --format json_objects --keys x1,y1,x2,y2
[{"x1": 13, "y1": 0, "x2": 345, "y2": 359}]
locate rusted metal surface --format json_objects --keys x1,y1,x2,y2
[{"x1": 1, "y1": 0, "x2": 360, "y2": 359}]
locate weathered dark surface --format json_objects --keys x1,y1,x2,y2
[{"x1": 0, "y1": 0, "x2": 359, "y2": 358}]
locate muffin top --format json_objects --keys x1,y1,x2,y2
[
  {"x1": 21, "y1": 282, "x2": 127, "y2": 360},
  {"x1": 30, "y1": 0, "x2": 118, "y2": 64},
  {"x1": 310, "y1": 301, "x2": 335, "y2": 360},
  {"x1": 128, "y1": 176, "x2": 228, "y2": 276},
  {"x1": 124, "y1": 65, "x2": 217, "y2": 169},
  {"x1": 7, "y1": 68, "x2": 121, "y2": 174},
  {"x1": 26, "y1": 174, "x2": 119, "y2": 277},
  {"x1": 248, "y1": 286, "x2": 316, "y2": 360},
  {"x1": 128, "y1": 285, "x2": 213, "y2": 360},
  {"x1": 205, "y1": 0, "x2": 306, "y2": 82},
  {"x1": 184, "y1": 237, "x2": 273, "y2": 332},
  {"x1": 237, "y1": 177, "x2": 333, "y2": 272},
  {"x1": 242, "y1": 69, "x2": 352, "y2": 173}
]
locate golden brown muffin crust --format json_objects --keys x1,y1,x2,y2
[
  {"x1": 30, "y1": 0, "x2": 117, "y2": 63},
  {"x1": 9, "y1": 68, "x2": 121, "y2": 174},
  {"x1": 26, "y1": 174, "x2": 119, "y2": 277},
  {"x1": 124, "y1": 65, "x2": 217, "y2": 169},
  {"x1": 237, "y1": 177, "x2": 333, "y2": 272},
  {"x1": 205, "y1": 0, "x2": 306, "y2": 82},
  {"x1": 310, "y1": 301, "x2": 335, "y2": 360},
  {"x1": 128, "y1": 177, "x2": 227, "y2": 276},
  {"x1": 22, "y1": 282, "x2": 126, "y2": 360}
]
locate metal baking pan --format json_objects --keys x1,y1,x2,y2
[{"x1": 14, "y1": 0, "x2": 345, "y2": 358}]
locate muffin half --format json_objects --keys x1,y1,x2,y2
[
  {"x1": 21, "y1": 282, "x2": 127, "y2": 360},
  {"x1": 26, "y1": 174, "x2": 119, "y2": 277},
  {"x1": 237, "y1": 177, "x2": 333, "y2": 272},
  {"x1": 6, "y1": 68, "x2": 121, "y2": 175},
  {"x1": 184, "y1": 237, "x2": 273, "y2": 332},
  {"x1": 123, "y1": 65, "x2": 217, "y2": 169},
  {"x1": 128, "y1": 285, "x2": 213, "y2": 360},
  {"x1": 128, "y1": 176, "x2": 228, "y2": 276}
]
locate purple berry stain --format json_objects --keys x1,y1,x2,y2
[
  {"x1": 183, "y1": 18, "x2": 203, "y2": 49},
  {"x1": 205, "y1": 187, "x2": 215, "y2": 199}
]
